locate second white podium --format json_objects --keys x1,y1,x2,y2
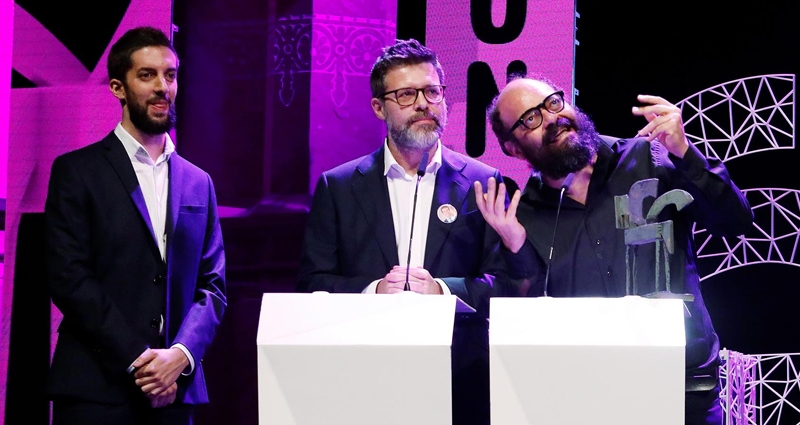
[{"x1": 489, "y1": 296, "x2": 686, "y2": 425}]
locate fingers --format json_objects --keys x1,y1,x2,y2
[
  {"x1": 494, "y1": 181, "x2": 507, "y2": 212},
  {"x1": 475, "y1": 177, "x2": 509, "y2": 215},
  {"x1": 474, "y1": 180, "x2": 487, "y2": 214},
  {"x1": 379, "y1": 274, "x2": 407, "y2": 294},
  {"x1": 148, "y1": 383, "x2": 177, "y2": 408},
  {"x1": 132, "y1": 348, "x2": 157, "y2": 370},
  {"x1": 387, "y1": 266, "x2": 438, "y2": 294},
  {"x1": 632, "y1": 95, "x2": 679, "y2": 125},
  {"x1": 506, "y1": 187, "x2": 522, "y2": 218}
]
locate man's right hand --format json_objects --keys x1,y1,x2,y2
[
  {"x1": 474, "y1": 177, "x2": 526, "y2": 253},
  {"x1": 377, "y1": 266, "x2": 442, "y2": 294}
]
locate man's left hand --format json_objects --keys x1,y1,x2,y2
[{"x1": 389, "y1": 266, "x2": 442, "y2": 294}]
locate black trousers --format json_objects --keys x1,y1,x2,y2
[
  {"x1": 451, "y1": 314, "x2": 490, "y2": 425},
  {"x1": 52, "y1": 396, "x2": 195, "y2": 425},
  {"x1": 685, "y1": 384, "x2": 723, "y2": 425}
]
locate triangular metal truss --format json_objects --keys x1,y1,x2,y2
[{"x1": 678, "y1": 75, "x2": 798, "y2": 279}]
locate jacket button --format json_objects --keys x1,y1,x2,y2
[
  {"x1": 150, "y1": 318, "x2": 160, "y2": 329},
  {"x1": 153, "y1": 275, "x2": 165, "y2": 285}
]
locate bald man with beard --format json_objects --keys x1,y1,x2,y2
[{"x1": 475, "y1": 76, "x2": 753, "y2": 425}]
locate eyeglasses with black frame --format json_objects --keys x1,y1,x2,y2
[
  {"x1": 505, "y1": 90, "x2": 565, "y2": 138},
  {"x1": 378, "y1": 85, "x2": 447, "y2": 106}
]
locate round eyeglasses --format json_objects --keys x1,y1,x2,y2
[
  {"x1": 505, "y1": 90, "x2": 565, "y2": 138},
  {"x1": 378, "y1": 85, "x2": 446, "y2": 106}
]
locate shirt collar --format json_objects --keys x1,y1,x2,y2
[
  {"x1": 114, "y1": 122, "x2": 175, "y2": 165},
  {"x1": 382, "y1": 139, "x2": 443, "y2": 177}
]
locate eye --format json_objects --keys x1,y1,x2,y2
[
  {"x1": 547, "y1": 96, "x2": 563, "y2": 109},
  {"x1": 523, "y1": 110, "x2": 539, "y2": 124},
  {"x1": 397, "y1": 88, "x2": 417, "y2": 99},
  {"x1": 425, "y1": 86, "x2": 442, "y2": 97}
]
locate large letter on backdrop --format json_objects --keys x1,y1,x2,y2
[{"x1": 426, "y1": 0, "x2": 576, "y2": 187}]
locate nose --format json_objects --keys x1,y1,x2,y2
[
  {"x1": 413, "y1": 91, "x2": 429, "y2": 110},
  {"x1": 540, "y1": 106, "x2": 560, "y2": 127},
  {"x1": 153, "y1": 75, "x2": 169, "y2": 92}
]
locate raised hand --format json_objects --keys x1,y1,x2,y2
[
  {"x1": 632, "y1": 94, "x2": 690, "y2": 158},
  {"x1": 474, "y1": 177, "x2": 526, "y2": 253}
]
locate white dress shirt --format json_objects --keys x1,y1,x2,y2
[
  {"x1": 362, "y1": 140, "x2": 451, "y2": 295},
  {"x1": 115, "y1": 124, "x2": 195, "y2": 374}
]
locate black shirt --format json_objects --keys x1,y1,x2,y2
[{"x1": 504, "y1": 136, "x2": 753, "y2": 374}]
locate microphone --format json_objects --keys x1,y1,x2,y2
[
  {"x1": 543, "y1": 173, "x2": 574, "y2": 297},
  {"x1": 404, "y1": 151, "x2": 430, "y2": 291}
]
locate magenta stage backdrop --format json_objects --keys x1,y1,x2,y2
[
  {"x1": 426, "y1": 0, "x2": 576, "y2": 188},
  {"x1": 0, "y1": 0, "x2": 577, "y2": 421},
  {"x1": 0, "y1": 1, "x2": 173, "y2": 420}
]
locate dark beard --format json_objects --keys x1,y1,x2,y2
[
  {"x1": 127, "y1": 92, "x2": 176, "y2": 135},
  {"x1": 520, "y1": 106, "x2": 600, "y2": 179}
]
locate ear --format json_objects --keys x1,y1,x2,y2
[
  {"x1": 109, "y1": 78, "x2": 125, "y2": 101},
  {"x1": 371, "y1": 97, "x2": 386, "y2": 120},
  {"x1": 503, "y1": 140, "x2": 525, "y2": 160}
]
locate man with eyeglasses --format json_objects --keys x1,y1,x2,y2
[
  {"x1": 475, "y1": 75, "x2": 753, "y2": 425},
  {"x1": 297, "y1": 39, "x2": 507, "y2": 425}
]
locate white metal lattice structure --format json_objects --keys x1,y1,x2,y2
[
  {"x1": 720, "y1": 351, "x2": 800, "y2": 425},
  {"x1": 674, "y1": 74, "x2": 797, "y2": 279},
  {"x1": 673, "y1": 75, "x2": 798, "y2": 424}
]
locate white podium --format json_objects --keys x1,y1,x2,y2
[
  {"x1": 256, "y1": 292, "x2": 473, "y2": 425},
  {"x1": 489, "y1": 296, "x2": 685, "y2": 425}
]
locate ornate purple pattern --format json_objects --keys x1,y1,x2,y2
[{"x1": 271, "y1": 14, "x2": 394, "y2": 106}]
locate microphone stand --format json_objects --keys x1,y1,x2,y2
[
  {"x1": 543, "y1": 173, "x2": 574, "y2": 297},
  {"x1": 404, "y1": 151, "x2": 429, "y2": 291}
]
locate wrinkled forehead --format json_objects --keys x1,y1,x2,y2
[{"x1": 498, "y1": 79, "x2": 557, "y2": 122}]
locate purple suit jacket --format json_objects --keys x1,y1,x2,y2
[{"x1": 44, "y1": 131, "x2": 226, "y2": 404}]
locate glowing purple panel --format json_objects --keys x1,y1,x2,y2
[
  {"x1": 0, "y1": 0, "x2": 173, "y2": 418},
  {"x1": 426, "y1": 0, "x2": 576, "y2": 188}
]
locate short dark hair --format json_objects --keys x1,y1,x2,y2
[
  {"x1": 487, "y1": 72, "x2": 562, "y2": 156},
  {"x1": 108, "y1": 26, "x2": 176, "y2": 83},
  {"x1": 369, "y1": 39, "x2": 444, "y2": 98}
]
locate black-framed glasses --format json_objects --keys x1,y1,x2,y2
[
  {"x1": 378, "y1": 85, "x2": 447, "y2": 106},
  {"x1": 505, "y1": 90, "x2": 565, "y2": 138}
]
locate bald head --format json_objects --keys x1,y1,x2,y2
[{"x1": 488, "y1": 77, "x2": 562, "y2": 155}]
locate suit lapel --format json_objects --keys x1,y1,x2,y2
[
  {"x1": 352, "y1": 148, "x2": 400, "y2": 266},
  {"x1": 424, "y1": 147, "x2": 470, "y2": 267},
  {"x1": 101, "y1": 134, "x2": 161, "y2": 256},
  {"x1": 165, "y1": 153, "x2": 183, "y2": 255}
]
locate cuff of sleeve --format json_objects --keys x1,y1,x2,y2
[
  {"x1": 672, "y1": 142, "x2": 709, "y2": 179},
  {"x1": 502, "y1": 240, "x2": 538, "y2": 278},
  {"x1": 434, "y1": 279, "x2": 451, "y2": 295},
  {"x1": 172, "y1": 343, "x2": 195, "y2": 375},
  {"x1": 362, "y1": 279, "x2": 381, "y2": 294}
]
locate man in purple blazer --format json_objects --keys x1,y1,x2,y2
[{"x1": 44, "y1": 26, "x2": 226, "y2": 425}]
